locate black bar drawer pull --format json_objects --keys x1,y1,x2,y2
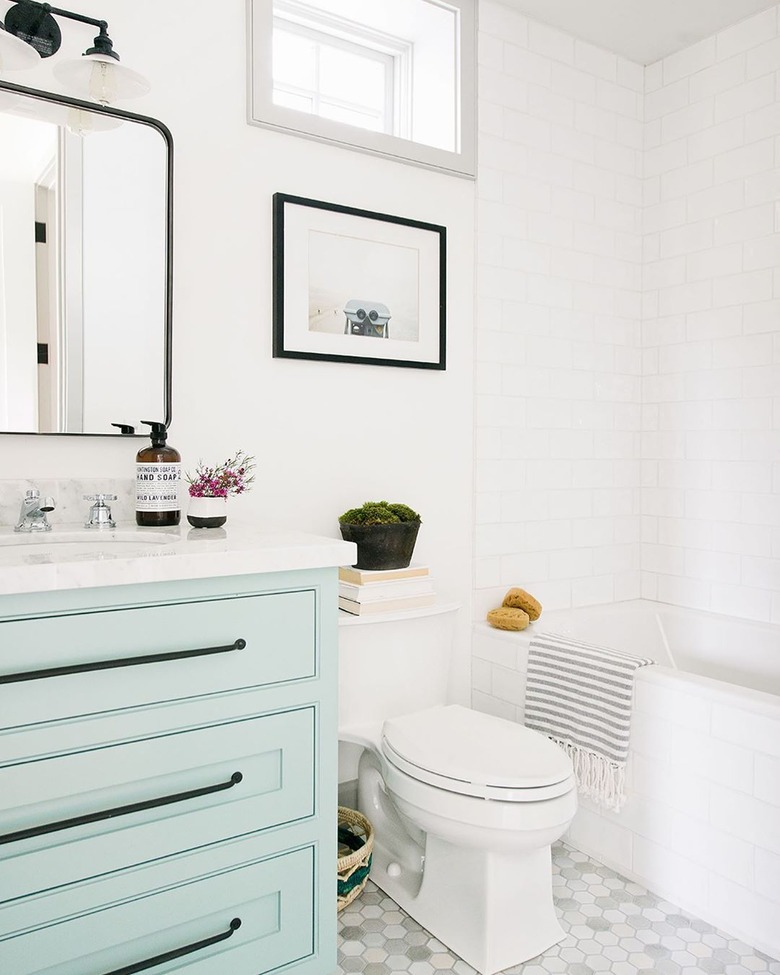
[
  {"x1": 0, "y1": 772, "x2": 243, "y2": 846},
  {"x1": 100, "y1": 917, "x2": 242, "y2": 975},
  {"x1": 0, "y1": 638, "x2": 246, "y2": 685}
]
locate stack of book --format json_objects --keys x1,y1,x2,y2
[{"x1": 338, "y1": 564, "x2": 435, "y2": 616}]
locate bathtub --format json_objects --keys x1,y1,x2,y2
[{"x1": 472, "y1": 599, "x2": 780, "y2": 959}]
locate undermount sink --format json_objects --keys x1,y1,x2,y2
[{"x1": 0, "y1": 530, "x2": 179, "y2": 563}]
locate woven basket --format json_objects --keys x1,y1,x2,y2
[{"x1": 337, "y1": 806, "x2": 374, "y2": 911}]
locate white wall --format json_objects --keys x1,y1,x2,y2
[
  {"x1": 0, "y1": 181, "x2": 38, "y2": 430},
  {"x1": 475, "y1": 1, "x2": 644, "y2": 620},
  {"x1": 0, "y1": 117, "x2": 56, "y2": 433},
  {"x1": 7, "y1": 0, "x2": 778, "y2": 672},
  {"x1": 641, "y1": 4, "x2": 780, "y2": 625},
  {"x1": 0, "y1": 114, "x2": 57, "y2": 180},
  {"x1": 82, "y1": 122, "x2": 166, "y2": 432},
  {"x1": 0, "y1": 1, "x2": 475, "y2": 698}
]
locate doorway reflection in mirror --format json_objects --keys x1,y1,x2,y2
[{"x1": 0, "y1": 91, "x2": 167, "y2": 435}]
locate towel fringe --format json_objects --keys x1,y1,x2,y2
[{"x1": 552, "y1": 738, "x2": 626, "y2": 812}]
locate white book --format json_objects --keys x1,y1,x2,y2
[
  {"x1": 338, "y1": 593, "x2": 437, "y2": 616},
  {"x1": 339, "y1": 577, "x2": 435, "y2": 602},
  {"x1": 338, "y1": 564, "x2": 430, "y2": 585}
]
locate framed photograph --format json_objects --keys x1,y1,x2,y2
[{"x1": 273, "y1": 194, "x2": 446, "y2": 370}]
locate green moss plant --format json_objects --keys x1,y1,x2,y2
[{"x1": 339, "y1": 501, "x2": 421, "y2": 526}]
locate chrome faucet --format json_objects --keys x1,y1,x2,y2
[
  {"x1": 84, "y1": 494, "x2": 117, "y2": 529},
  {"x1": 14, "y1": 488, "x2": 56, "y2": 533}
]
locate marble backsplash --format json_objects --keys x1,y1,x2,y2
[{"x1": 0, "y1": 479, "x2": 138, "y2": 529}]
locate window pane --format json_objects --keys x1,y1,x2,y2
[
  {"x1": 273, "y1": 88, "x2": 315, "y2": 113},
  {"x1": 273, "y1": 28, "x2": 317, "y2": 90},
  {"x1": 319, "y1": 101, "x2": 383, "y2": 132},
  {"x1": 318, "y1": 46, "x2": 386, "y2": 111},
  {"x1": 256, "y1": 0, "x2": 477, "y2": 176}
]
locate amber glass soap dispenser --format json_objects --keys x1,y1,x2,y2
[{"x1": 135, "y1": 421, "x2": 182, "y2": 526}]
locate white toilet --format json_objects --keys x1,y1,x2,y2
[{"x1": 338, "y1": 607, "x2": 577, "y2": 975}]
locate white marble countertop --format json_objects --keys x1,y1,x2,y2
[{"x1": 0, "y1": 522, "x2": 356, "y2": 595}]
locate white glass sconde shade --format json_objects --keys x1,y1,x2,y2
[
  {"x1": 0, "y1": 24, "x2": 40, "y2": 71},
  {"x1": 0, "y1": 90, "x2": 22, "y2": 111},
  {"x1": 66, "y1": 106, "x2": 123, "y2": 136},
  {"x1": 53, "y1": 53, "x2": 150, "y2": 105}
]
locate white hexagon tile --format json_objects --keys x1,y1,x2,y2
[{"x1": 338, "y1": 843, "x2": 780, "y2": 975}]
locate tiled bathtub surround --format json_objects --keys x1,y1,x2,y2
[
  {"x1": 475, "y1": 1, "x2": 645, "y2": 619},
  {"x1": 339, "y1": 843, "x2": 780, "y2": 975},
  {"x1": 472, "y1": 3, "x2": 780, "y2": 959},
  {"x1": 475, "y1": 2, "x2": 780, "y2": 625},
  {"x1": 472, "y1": 608, "x2": 780, "y2": 961},
  {"x1": 640, "y1": 5, "x2": 780, "y2": 624}
]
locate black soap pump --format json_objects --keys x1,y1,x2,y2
[{"x1": 135, "y1": 421, "x2": 182, "y2": 527}]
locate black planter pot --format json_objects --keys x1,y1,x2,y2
[{"x1": 339, "y1": 521, "x2": 420, "y2": 570}]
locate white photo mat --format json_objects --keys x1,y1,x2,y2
[{"x1": 273, "y1": 194, "x2": 446, "y2": 369}]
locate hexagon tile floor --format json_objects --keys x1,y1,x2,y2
[{"x1": 337, "y1": 842, "x2": 780, "y2": 975}]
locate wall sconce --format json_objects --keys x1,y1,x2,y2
[{"x1": 0, "y1": 0, "x2": 149, "y2": 104}]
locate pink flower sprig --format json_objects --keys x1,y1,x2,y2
[{"x1": 186, "y1": 450, "x2": 256, "y2": 498}]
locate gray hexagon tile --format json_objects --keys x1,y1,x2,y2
[{"x1": 338, "y1": 843, "x2": 780, "y2": 975}]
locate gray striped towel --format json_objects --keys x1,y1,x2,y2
[{"x1": 524, "y1": 632, "x2": 655, "y2": 811}]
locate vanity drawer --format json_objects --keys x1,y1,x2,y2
[
  {"x1": 0, "y1": 707, "x2": 315, "y2": 903},
  {"x1": 0, "y1": 844, "x2": 315, "y2": 975},
  {"x1": 0, "y1": 588, "x2": 316, "y2": 727}
]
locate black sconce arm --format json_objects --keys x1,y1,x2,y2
[
  {"x1": 30, "y1": 2, "x2": 107, "y2": 32},
  {"x1": 3, "y1": 0, "x2": 119, "y2": 59}
]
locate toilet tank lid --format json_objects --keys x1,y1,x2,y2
[{"x1": 382, "y1": 704, "x2": 573, "y2": 789}]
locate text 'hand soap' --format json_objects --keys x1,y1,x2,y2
[{"x1": 136, "y1": 420, "x2": 181, "y2": 526}]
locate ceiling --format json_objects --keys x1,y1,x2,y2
[{"x1": 500, "y1": 0, "x2": 779, "y2": 64}]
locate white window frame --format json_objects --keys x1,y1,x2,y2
[
  {"x1": 247, "y1": 0, "x2": 476, "y2": 179},
  {"x1": 272, "y1": 12, "x2": 406, "y2": 137}
]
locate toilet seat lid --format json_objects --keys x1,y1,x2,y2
[{"x1": 382, "y1": 705, "x2": 574, "y2": 799}]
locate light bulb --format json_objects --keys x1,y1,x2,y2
[
  {"x1": 53, "y1": 53, "x2": 150, "y2": 105},
  {"x1": 68, "y1": 110, "x2": 90, "y2": 135},
  {"x1": 88, "y1": 58, "x2": 118, "y2": 106},
  {"x1": 66, "y1": 106, "x2": 123, "y2": 136},
  {"x1": 67, "y1": 106, "x2": 96, "y2": 135}
]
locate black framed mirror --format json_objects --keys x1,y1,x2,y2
[{"x1": 0, "y1": 79, "x2": 172, "y2": 436}]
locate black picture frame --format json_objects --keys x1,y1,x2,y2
[{"x1": 273, "y1": 193, "x2": 446, "y2": 370}]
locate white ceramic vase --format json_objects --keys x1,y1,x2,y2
[{"x1": 187, "y1": 495, "x2": 227, "y2": 528}]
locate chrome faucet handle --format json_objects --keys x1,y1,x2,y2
[{"x1": 84, "y1": 494, "x2": 117, "y2": 529}]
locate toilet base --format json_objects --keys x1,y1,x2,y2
[{"x1": 370, "y1": 832, "x2": 567, "y2": 975}]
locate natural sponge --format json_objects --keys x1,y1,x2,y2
[
  {"x1": 502, "y1": 588, "x2": 542, "y2": 621},
  {"x1": 487, "y1": 606, "x2": 530, "y2": 631}
]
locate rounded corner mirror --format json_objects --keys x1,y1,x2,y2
[{"x1": 0, "y1": 80, "x2": 172, "y2": 437}]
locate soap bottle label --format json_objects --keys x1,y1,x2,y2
[{"x1": 136, "y1": 463, "x2": 182, "y2": 512}]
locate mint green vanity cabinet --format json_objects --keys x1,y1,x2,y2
[
  {"x1": 0, "y1": 567, "x2": 339, "y2": 975},
  {"x1": 0, "y1": 586, "x2": 318, "y2": 727},
  {"x1": 6, "y1": 841, "x2": 317, "y2": 975}
]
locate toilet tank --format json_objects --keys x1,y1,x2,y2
[{"x1": 338, "y1": 605, "x2": 459, "y2": 730}]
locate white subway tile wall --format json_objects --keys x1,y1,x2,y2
[
  {"x1": 476, "y1": 1, "x2": 780, "y2": 625},
  {"x1": 570, "y1": 671, "x2": 780, "y2": 960},
  {"x1": 640, "y1": 4, "x2": 780, "y2": 623},
  {"x1": 476, "y1": 1, "x2": 644, "y2": 620}
]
